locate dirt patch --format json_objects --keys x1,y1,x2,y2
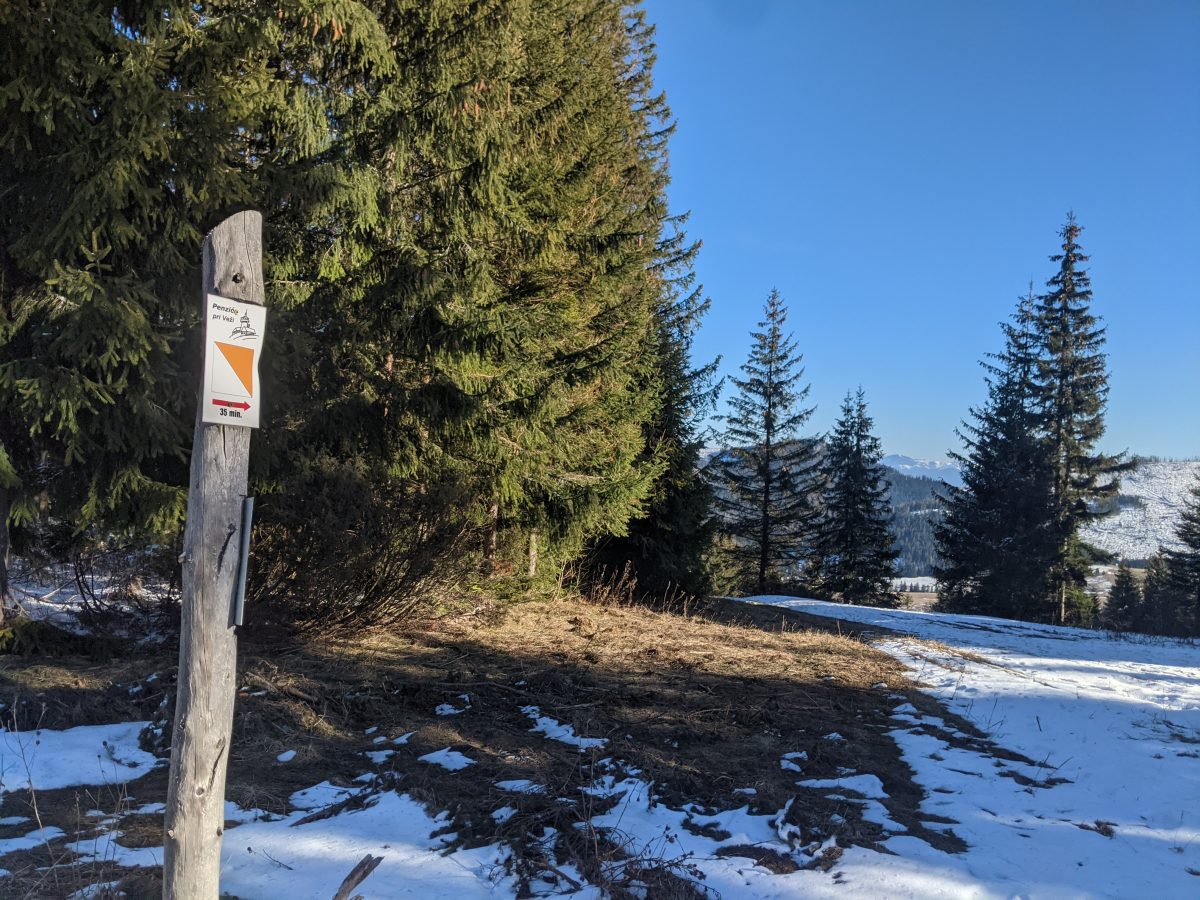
[{"x1": 0, "y1": 592, "x2": 988, "y2": 896}]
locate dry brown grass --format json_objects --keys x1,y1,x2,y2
[{"x1": 0, "y1": 591, "x2": 1000, "y2": 896}]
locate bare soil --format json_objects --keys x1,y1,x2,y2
[{"x1": 0, "y1": 592, "x2": 1030, "y2": 898}]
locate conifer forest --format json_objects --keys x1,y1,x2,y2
[
  {"x1": 0, "y1": 3, "x2": 1197, "y2": 898},
  {"x1": 2, "y1": 2, "x2": 1197, "y2": 634}
]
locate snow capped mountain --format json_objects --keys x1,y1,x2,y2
[
  {"x1": 880, "y1": 454, "x2": 963, "y2": 486},
  {"x1": 1082, "y1": 459, "x2": 1200, "y2": 561}
]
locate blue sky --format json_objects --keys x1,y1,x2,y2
[{"x1": 643, "y1": 0, "x2": 1200, "y2": 460}]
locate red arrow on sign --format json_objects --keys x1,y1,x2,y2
[{"x1": 211, "y1": 399, "x2": 251, "y2": 411}]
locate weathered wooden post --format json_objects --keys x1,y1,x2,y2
[{"x1": 164, "y1": 211, "x2": 264, "y2": 898}]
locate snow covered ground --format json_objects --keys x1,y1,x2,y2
[
  {"x1": 743, "y1": 597, "x2": 1200, "y2": 899},
  {"x1": 3, "y1": 599, "x2": 1198, "y2": 898},
  {"x1": 1081, "y1": 459, "x2": 1200, "y2": 560}
]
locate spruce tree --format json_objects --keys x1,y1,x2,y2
[
  {"x1": 255, "y1": 0, "x2": 681, "y2": 615},
  {"x1": 1033, "y1": 215, "x2": 1129, "y2": 624},
  {"x1": 935, "y1": 293, "x2": 1056, "y2": 620},
  {"x1": 710, "y1": 290, "x2": 822, "y2": 594},
  {"x1": 1164, "y1": 475, "x2": 1200, "y2": 635},
  {"x1": 0, "y1": 1, "x2": 391, "y2": 557},
  {"x1": 590, "y1": 211, "x2": 720, "y2": 597},
  {"x1": 818, "y1": 389, "x2": 899, "y2": 605},
  {"x1": 1137, "y1": 553, "x2": 1185, "y2": 636},
  {"x1": 1101, "y1": 560, "x2": 1140, "y2": 632}
]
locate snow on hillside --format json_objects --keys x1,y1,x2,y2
[
  {"x1": 881, "y1": 455, "x2": 963, "y2": 487},
  {"x1": 1081, "y1": 459, "x2": 1200, "y2": 560},
  {"x1": 744, "y1": 597, "x2": 1200, "y2": 899}
]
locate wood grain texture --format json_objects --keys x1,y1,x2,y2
[{"x1": 163, "y1": 210, "x2": 262, "y2": 899}]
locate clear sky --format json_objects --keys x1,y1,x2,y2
[{"x1": 643, "y1": 0, "x2": 1200, "y2": 461}]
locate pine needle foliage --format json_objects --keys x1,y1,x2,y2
[
  {"x1": 1033, "y1": 215, "x2": 1130, "y2": 624},
  {"x1": 710, "y1": 290, "x2": 821, "y2": 594},
  {"x1": 935, "y1": 293, "x2": 1056, "y2": 620},
  {"x1": 2, "y1": 0, "x2": 706, "y2": 625},
  {"x1": 817, "y1": 389, "x2": 899, "y2": 606},
  {"x1": 0, "y1": 0, "x2": 394, "y2": 601},
  {"x1": 1100, "y1": 560, "x2": 1140, "y2": 633},
  {"x1": 1164, "y1": 475, "x2": 1200, "y2": 635}
]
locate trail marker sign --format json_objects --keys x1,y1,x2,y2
[{"x1": 202, "y1": 294, "x2": 266, "y2": 428}]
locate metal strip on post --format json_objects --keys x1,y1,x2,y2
[{"x1": 232, "y1": 497, "x2": 254, "y2": 628}]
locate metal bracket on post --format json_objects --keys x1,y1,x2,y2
[{"x1": 232, "y1": 496, "x2": 254, "y2": 627}]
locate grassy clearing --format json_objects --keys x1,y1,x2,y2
[{"x1": 0, "y1": 592, "x2": 1006, "y2": 897}]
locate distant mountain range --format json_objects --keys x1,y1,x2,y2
[{"x1": 880, "y1": 455, "x2": 963, "y2": 487}]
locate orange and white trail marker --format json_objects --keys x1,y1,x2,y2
[{"x1": 201, "y1": 293, "x2": 266, "y2": 428}]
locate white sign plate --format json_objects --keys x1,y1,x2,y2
[{"x1": 201, "y1": 294, "x2": 266, "y2": 428}]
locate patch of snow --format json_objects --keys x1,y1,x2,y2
[
  {"x1": 224, "y1": 801, "x2": 274, "y2": 825},
  {"x1": 1081, "y1": 459, "x2": 1200, "y2": 559},
  {"x1": 435, "y1": 694, "x2": 473, "y2": 717},
  {"x1": 418, "y1": 748, "x2": 474, "y2": 771},
  {"x1": 799, "y1": 774, "x2": 887, "y2": 800},
  {"x1": 520, "y1": 706, "x2": 607, "y2": 750},
  {"x1": 742, "y1": 595, "x2": 1200, "y2": 898},
  {"x1": 0, "y1": 824, "x2": 66, "y2": 854},
  {"x1": 220, "y1": 789, "x2": 519, "y2": 899},
  {"x1": 364, "y1": 750, "x2": 395, "y2": 764},
  {"x1": 0, "y1": 722, "x2": 155, "y2": 794},
  {"x1": 290, "y1": 781, "x2": 355, "y2": 812},
  {"x1": 393, "y1": 731, "x2": 415, "y2": 745},
  {"x1": 276, "y1": 750, "x2": 297, "y2": 763},
  {"x1": 67, "y1": 830, "x2": 162, "y2": 869}
]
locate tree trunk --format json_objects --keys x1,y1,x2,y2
[
  {"x1": 483, "y1": 502, "x2": 499, "y2": 574},
  {"x1": 0, "y1": 487, "x2": 11, "y2": 625},
  {"x1": 527, "y1": 530, "x2": 538, "y2": 579}
]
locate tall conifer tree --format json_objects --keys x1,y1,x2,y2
[
  {"x1": 1136, "y1": 552, "x2": 1186, "y2": 636},
  {"x1": 1101, "y1": 560, "x2": 1140, "y2": 632},
  {"x1": 818, "y1": 389, "x2": 898, "y2": 605},
  {"x1": 1164, "y1": 475, "x2": 1200, "y2": 634},
  {"x1": 711, "y1": 290, "x2": 821, "y2": 594},
  {"x1": 935, "y1": 294, "x2": 1056, "y2": 619},
  {"x1": 591, "y1": 211, "x2": 720, "y2": 597},
  {"x1": 1033, "y1": 215, "x2": 1128, "y2": 624}
]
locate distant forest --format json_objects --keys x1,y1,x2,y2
[{"x1": 885, "y1": 471, "x2": 945, "y2": 577}]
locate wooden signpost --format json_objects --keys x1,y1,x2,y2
[{"x1": 164, "y1": 211, "x2": 264, "y2": 898}]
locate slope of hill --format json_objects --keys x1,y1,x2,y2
[
  {"x1": 1081, "y1": 459, "x2": 1200, "y2": 561},
  {"x1": 882, "y1": 455, "x2": 1200, "y2": 573},
  {"x1": 884, "y1": 470, "x2": 945, "y2": 577}
]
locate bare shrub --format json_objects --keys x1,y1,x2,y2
[{"x1": 248, "y1": 454, "x2": 480, "y2": 629}]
